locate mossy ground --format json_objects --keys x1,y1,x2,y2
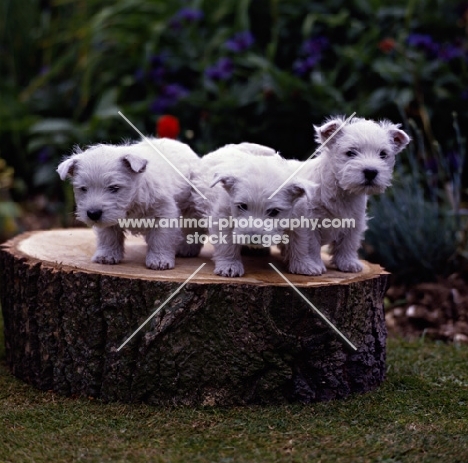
[{"x1": 1, "y1": 313, "x2": 467, "y2": 463}]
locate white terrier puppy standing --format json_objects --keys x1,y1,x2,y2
[
  {"x1": 295, "y1": 116, "x2": 410, "y2": 274},
  {"x1": 57, "y1": 138, "x2": 201, "y2": 270},
  {"x1": 193, "y1": 145, "x2": 318, "y2": 277}
]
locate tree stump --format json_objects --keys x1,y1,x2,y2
[{"x1": 0, "y1": 229, "x2": 388, "y2": 406}]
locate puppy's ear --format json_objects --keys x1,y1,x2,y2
[
  {"x1": 283, "y1": 181, "x2": 305, "y2": 201},
  {"x1": 388, "y1": 127, "x2": 411, "y2": 154},
  {"x1": 57, "y1": 157, "x2": 77, "y2": 180},
  {"x1": 314, "y1": 117, "x2": 346, "y2": 144},
  {"x1": 210, "y1": 173, "x2": 237, "y2": 192},
  {"x1": 122, "y1": 154, "x2": 148, "y2": 173},
  {"x1": 284, "y1": 180, "x2": 318, "y2": 203}
]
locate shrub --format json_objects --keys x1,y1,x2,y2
[
  {"x1": 363, "y1": 114, "x2": 467, "y2": 282},
  {"x1": 2, "y1": 0, "x2": 467, "y2": 186}
]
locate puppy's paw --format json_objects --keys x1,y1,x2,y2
[
  {"x1": 214, "y1": 261, "x2": 245, "y2": 277},
  {"x1": 146, "y1": 254, "x2": 175, "y2": 270},
  {"x1": 335, "y1": 258, "x2": 363, "y2": 273},
  {"x1": 288, "y1": 259, "x2": 326, "y2": 276},
  {"x1": 92, "y1": 253, "x2": 122, "y2": 265},
  {"x1": 176, "y1": 241, "x2": 203, "y2": 258}
]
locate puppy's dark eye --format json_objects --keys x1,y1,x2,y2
[
  {"x1": 79, "y1": 187, "x2": 88, "y2": 193},
  {"x1": 267, "y1": 208, "x2": 281, "y2": 217},
  {"x1": 237, "y1": 203, "x2": 248, "y2": 211},
  {"x1": 379, "y1": 151, "x2": 388, "y2": 159},
  {"x1": 345, "y1": 150, "x2": 357, "y2": 157},
  {"x1": 108, "y1": 185, "x2": 120, "y2": 193}
]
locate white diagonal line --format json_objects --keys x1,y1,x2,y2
[
  {"x1": 117, "y1": 263, "x2": 206, "y2": 351},
  {"x1": 118, "y1": 111, "x2": 207, "y2": 199},
  {"x1": 268, "y1": 263, "x2": 357, "y2": 350},
  {"x1": 268, "y1": 112, "x2": 356, "y2": 199}
]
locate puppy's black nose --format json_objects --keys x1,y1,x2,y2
[
  {"x1": 363, "y1": 169, "x2": 378, "y2": 181},
  {"x1": 87, "y1": 209, "x2": 102, "y2": 221}
]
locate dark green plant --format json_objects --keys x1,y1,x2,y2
[
  {"x1": 363, "y1": 113, "x2": 467, "y2": 282},
  {"x1": 364, "y1": 178, "x2": 460, "y2": 281},
  {"x1": 0, "y1": 158, "x2": 21, "y2": 240},
  {"x1": 2, "y1": 0, "x2": 467, "y2": 189}
]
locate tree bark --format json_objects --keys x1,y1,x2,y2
[{"x1": 0, "y1": 229, "x2": 388, "y2": 405}]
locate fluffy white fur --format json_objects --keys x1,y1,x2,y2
[
  {"x1": 57, "y1": 137, "x2": 201, "y2": 269},
  {"x1": 193, "y1": 144, "x2": 317, "y2": 277},
  {"x1": 296, "y1": 116, "x2": 410, "y2": 274},
  {"x1": 227, "y1": 142, "x2": 281, "y2": 158}
]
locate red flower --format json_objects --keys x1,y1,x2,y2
[
  {"x1": 156, "y1": 115, "x2": 180, "y2": 139},
  {"x1": 378, "y1": 38, "x2": 396, "y2": 53}
]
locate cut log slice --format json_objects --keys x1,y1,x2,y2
[{"x1": 0, "y1": 229, "x2": 388, "y2": 405}]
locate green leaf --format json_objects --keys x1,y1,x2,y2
[
  {"x1": 27, "y1": 138, "x2": 49, "y2": 154},
  {"x1": 395, "y1": 88, "x2": 413, "y2": 107},
  {"x1": 372, "y1": 59, "x2": 405, "y2": 81},
  {"x1": 93, "y1": 88, "x2": 121, "y2": 118},
  {"x1": 33, "y1": 163, "x2": 58, "y2": 187},
  {"x1": 301, "y1": 13, "x2": 317, "y2": 37},
  {"x1": 244, "y1": 55, "x2": 272, "y2": 70},
  {"x1": 29, "y1": 119, "x2": 76, "y2": 134},
  {"x1": 0, "y1": 201, "x2": 21, "y2": 217}
]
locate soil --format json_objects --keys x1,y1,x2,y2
[{"x1": 385, "y1": 273, "x2": 468, "y2": 343}]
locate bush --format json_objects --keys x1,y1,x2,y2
[
  {"x1": 2, "y1": 0, "x2": 467, "y2": 183},
  {"x1": 363, "y1": 114, "x2": 467, "y2": 282}
]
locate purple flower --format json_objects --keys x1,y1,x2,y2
[
  {"x1": 225, "y1": 31, "x2": 255, "y2": 53},
  {"x1": 149, "y1": 67, "x2": 165, "y2": 84},
  {"x1": 150, "y1": 54, "x2": 165, "y2": 67},
  {"x1": 407, "y1": 33, "x2": 433, "y2": 48},
  {"x1": 38, "y1": 147, "x2": 52, "y2": 164},
  {"x1": 305, "y1": 55, "x2": 320, "y2": 67},
  {"x1": 170, "y1": 8, "x2": 204, "y2": 28},
  {"x1": 150, "y1": 84, "x2": 189, "y2": 114},
  {"x1": 293, "y1": 56, "x2": 320, "y2": 76},
  {"x1": 205, "y1": 57, "x2": 234, "y2": 81},
  {"x1": 461, "y1": 89, "x2": 468, "y2": 100},
  {"x1": 292, "y1": 60, "x2": 308, "y2": 76},
  {"x1": 177, "y1": 7, "x2": 204, "y2": 21},
  {"x1": 293, "y1": 36, "x2": 328, "y2": 76},
  {"x1": 407, "y1": 33, "x2": 439, "y2": 55},
  {"x1": 150, "y1": 97, "x2": 172, "y2": 114},
  {"x1": 438, "y1": 43, "x2": 463, "y2": 62},
  {"x1": 135, "y1": 54, "x2": 167, "y2": 84},
  {"x1": 164, "y1": 83, "x2": 189, "y2": 100},
  {"x1": 301, "y1": 37, "x2": 328, "y2": 55},
  {"x1": 148, "y1": 54, "x2": 167, "y2": 83},
  {"x1": 407, "y1": 33, "x2": 466, "y2": 62}
]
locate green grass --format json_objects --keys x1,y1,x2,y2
[{"x1": 1, "y1": 314, "x2": 467, "y2": 463}]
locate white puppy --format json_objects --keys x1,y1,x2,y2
[
  {"x1": 296, "y1": 116, "x2": 410, "y2": 274},
  {"x1": 193, "y1": 145, "x2": 317, "y2": 277},
  {"x1": 57, "y1": 138, "x2": 201, "y2": 269},
  {"x1": 227, "y1": 142, "x2": 281, "y2": 158}
]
